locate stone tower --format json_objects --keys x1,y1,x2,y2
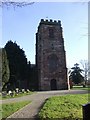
[{"x1": 36, "y1": 19, "x2": 68, "y2": 91}]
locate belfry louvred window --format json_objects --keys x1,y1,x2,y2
[{"x1": 49, "y1": 28, "x2": 54, "y2": 38}]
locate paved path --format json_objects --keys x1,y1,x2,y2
[{"x1": 1, "y1": 90, "x2": 88, "y2": 119}]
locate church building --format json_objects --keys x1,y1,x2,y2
[{"x1": 36, "y1": 19, "x2": 68, "y2": 90}]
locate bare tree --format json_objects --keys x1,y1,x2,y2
[
  {"x1": 0, "y1": 0, "x2": 34, "y2": 8},
  {"x1": 80, "y1": 60, "x2": 89, "y2": 85}
]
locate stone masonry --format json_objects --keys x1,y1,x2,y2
[{"x1": 36, "y1": 19, "x2": 68, "y2": 90}]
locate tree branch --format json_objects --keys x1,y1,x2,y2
[{"x1": 0, "y1": 0, "x2": 34, "y2": 7}]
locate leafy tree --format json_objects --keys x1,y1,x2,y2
[
  {"x1": 2, "y1": 48, "x2": 10, "y2": 90},
  {"x1": 2, "y1": 40, "x2": 38, "y2": 91},
  {"x1": 69, "y1": 63, "x2": 84, "y2": 84},
  {"x1": 4, "y1": 40, "x2": 29, "y2": 90}
]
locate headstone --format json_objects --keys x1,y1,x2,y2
[
  {"x1": 22, "y1": 89, "x2": 25, "y2": 93},
  {"x1": 8, "y1": 90, "x2": 12, "y2": 95},
  {"x1": 2, "y1": 91, "x2": 7, "y2": 97},
  {"x1": 82, "y1": 103, "x2": 90, "y2": 120},
  {"x1": 16, "y1": 88, "x2": 19, "y2": 94},
  {"x1": 8, "y1": 90, "x2": 14, "y2": 97},
  {"x1": 26, "y1": 89, "x2": 30, "y2": 93}
]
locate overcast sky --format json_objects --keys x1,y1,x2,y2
[{"x1": 1, "y1": 2, "x2": 88, "y2": 68}]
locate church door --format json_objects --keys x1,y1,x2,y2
[{"x1": 51, "y1": 79, "x2": 57, "y2": 90}]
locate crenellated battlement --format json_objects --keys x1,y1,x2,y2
[{"x1": 40, "y1": 19, "x2": 61, "y2": 25}]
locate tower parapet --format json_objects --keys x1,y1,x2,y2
[{"x1": 40, "y1": 19, "x2": 61, "y2": 26}]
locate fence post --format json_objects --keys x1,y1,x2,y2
[{"x1": 82, "y1": 103, "x2": 90, "y2": 120}]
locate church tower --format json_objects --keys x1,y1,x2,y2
[{"x1": 36, "y1": 19, "x2": 68, "y2": 90}]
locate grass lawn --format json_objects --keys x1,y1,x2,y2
[
  {"x1": 0, "y1": 95, "x2": 1, "y2": 100},
  {"x1": 1, "y1": 91, "x2": 34, "y2": 100},
  {"x1": 39, "y1": 94, "x2": 88, "y2": 120},
  {"x1": 1, "y1": 100, "x2": 31, "y2": 119}
]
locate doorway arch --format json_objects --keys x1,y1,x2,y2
[{"x1": 50, "y1": 79, "x2": 57, "y2": 90}]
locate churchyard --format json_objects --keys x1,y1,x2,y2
[
  {"x1": 0, "y1": 88, "x2": 89, "y2": 119},
  {"x1": 1, "y1": 17, "x2": 89, "y2": 119},
  {"x1": 1, "y1": 88, "x2": 33, "y2": 100}
]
